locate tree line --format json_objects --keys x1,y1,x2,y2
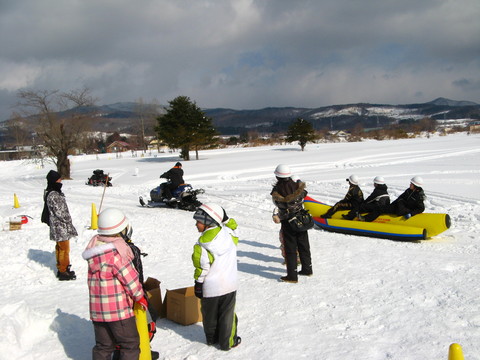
[{"x1": 11, "y1": 88, "x2": 454, "y2": 179}]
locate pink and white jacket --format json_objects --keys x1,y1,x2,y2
[{"x1": 82, "y1": 235, "x2": 144, "y2": 322}]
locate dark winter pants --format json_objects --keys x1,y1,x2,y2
[
  {"x1": 281, "y1": 221, "x2": 312, "y2": 280},
  {"x1": 201, "y1": 291, "x2": 238, "y2": 351},
  {"x1": 356, "y1": 202, "x2": 384, "y2": 222},
  {"x1": 92, "y1": 317, "x2": 140, "y2": 360},
  {"x1": 389, "y1": 200, "x2": 410, "y2": 216},
  {"x1": 325, "y1": 201, "x2": 358, "y2": 218},
  {"x1": 55, "y1": 240, "x2": 70, "y2": 273}
]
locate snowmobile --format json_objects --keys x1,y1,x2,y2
[
  {"x1": 86, "y1": 169, "x2": 113, "y2": 187},
  {"x1": 139, "y1": 181, "x2": 204, "y2": 211}
]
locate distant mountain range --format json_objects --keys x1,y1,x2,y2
[{"x1": 2, "y1": 98, "x2": 479, "y2": 141}]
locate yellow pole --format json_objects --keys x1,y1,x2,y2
[
  {"x1": 134, "y1": 303, "x2": 153, "y2": 360},
  {"x1": 448, "y1": 343, "x2": 464, "y2": 360},
  {"x1": 90, "y1": 203, "x2": 98, "y2": 230},
  {"x1": 13, "y1": 193, "x2": 20, "y2": 208}
]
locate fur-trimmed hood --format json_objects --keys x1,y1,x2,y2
[{"x1": 271, "y1": 181, "x2": 306, "y2": 203}]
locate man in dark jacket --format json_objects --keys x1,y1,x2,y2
[
  {"x1": 388, "y1": 176, "x2": 426, "y2": 219},
  {"x1": 321, "y1": 175, "x2": 364, "y2": 219},
  {"x1": 271, "y1": 164, "x2": 312, "y2": 283},
  {"x1": 355, "y1": 176, "x2": 390, "y2": 222},
  {"x1": 160, "y1": 162, "x2": 185, "y2": 200}
]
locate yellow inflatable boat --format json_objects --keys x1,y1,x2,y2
[{"x1": 304, "y1": 196, "x2": 451, "y2": 241}]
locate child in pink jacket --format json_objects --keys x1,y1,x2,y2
[{"x1": 82, "y1": 208, "x2": 147, "y2": 360}]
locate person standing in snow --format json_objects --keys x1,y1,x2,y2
[
  {"x1": 159, "y1": 162, "x2": 184, "y2": 200},
  {"x1": 192, "y1": 203, "x2": 241, "y2": 351},
  {"x1": 353, "y1": 176, "x2": 390, "y2": 222},
  {"x1": 42, "y1": 170, "x2": 78, "y2": 281},
  {"x1": 271, "y1": 164, "x2": 312, "y2": 283},
  {"x1": 321, "y1": 174, "x2": 364, "y2": 220},
  {"x1": 107, "y1": 213, "x2": 159, "y2": 360},
  {"x1": 82, "y1": 208, "x2": 148, "y2": 360},
  {"x1": 274, "y1": 173, "x2": 302, "y2": 266},
  {"x1": 388, "y1": 176, "x2": 426, "y2": 219}
]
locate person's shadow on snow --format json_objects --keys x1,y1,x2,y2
[
  {"x1": 51, "y1": 309, "x2": 94, "y2": 360},
  {"x1": 28, "y1": 249, "x2": 56, "y2": 272},
  {"x1": 237, "y1": 239, "x2": 284, "y2": 279},
  {"x1": 157, "y1": 319, "x2": 205, "y2": 343}
]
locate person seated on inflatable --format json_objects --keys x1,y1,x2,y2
[
  {"x1": 160, "y1": 162, "x2": 184, "y2": 200},
  {"x1": 321, "y1": 175, "x2": 364, "y2": 219},
  {"x1": 387, "y1": 176, "x2": 426, "y2": 219},
  {"x1": 355, "y1": 176, "x2": 390, "y2": 222}
]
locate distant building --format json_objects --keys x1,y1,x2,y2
[
  {"x1": 106, "y1": 141, "x2": 132, "y2": 153},
  {"x1": 469, "y1": 121, "x2": 480, "y2": 132},
  {"x1": 147, "y1": 139, "x2": 169, "y2": 152}
]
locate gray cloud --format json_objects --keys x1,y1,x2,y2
[{"x1": 0, "y1": 0, "x2": 479, "y2": 120}]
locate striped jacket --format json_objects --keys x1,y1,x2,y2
[
  {"x1": 192, "y1": 218, "x2": 239, "y2": 298},
  {"x1": 82, "y1": 242, "x2": 144, "y2": 322}
]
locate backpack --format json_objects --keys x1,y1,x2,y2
[{"x1": 41, "y1": 202, "x2": 50, "y2": 226}]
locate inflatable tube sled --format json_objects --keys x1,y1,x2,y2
[{"x1": 304, "y1": 196, "x2": 451, "y2": 241}]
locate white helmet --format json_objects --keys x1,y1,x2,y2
[
  {"x1": 98, "y1": 208, "x2": 129, "y2": 235},
  {"x1": 194, "y1": 203, "x2": 225, "y2": 226},
  {"x1": 410, "y1": 176, "x2": 424, "y2": 187},
  {"x1": 274, "y1": 164, "x2": 292, "y2": 178},
  {"x1": 346, "y1": 174, "x2": 359, "y2": 185},
  {"x1": 373, "y1": 176, "x2": 385, "y2": 185}
]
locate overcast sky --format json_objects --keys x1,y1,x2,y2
[{"x1": 1, "y1": 0, "x2": 479, "y2": 120}]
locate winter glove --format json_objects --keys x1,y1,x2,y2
[
  {"x1": 194, "y1": 281, "x2": 203, "y2": 299},
  {"x1": 148, "y1": 321, "x2": 157, "y2": 341},
  {"x1": 137, "y1": 296, "x2": 149, "y2": 311},
  {"x1": 404, "y1": 213, "x2": 412, "y2": 219}
]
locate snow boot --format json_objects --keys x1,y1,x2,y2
[
  {"x1": 57, "y1": 271, "x2": 76, "y2": 281},
  {"x1": 280, "y1": 276, "x2": 298, "y2": 283}
]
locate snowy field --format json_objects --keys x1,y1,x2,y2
[{"x1": 0, "y1": 132, "x2": 479, "y2": 360}]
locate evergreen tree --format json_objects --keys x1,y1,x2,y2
[
  {"x1": 156, "y1": 96, "x2": 217, "y2": 160},
  {"x1": 286, "y1": 118, "x2": 316, "y2": 151}
]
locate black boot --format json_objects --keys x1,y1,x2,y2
[{"x1": 57, "y1": 270, "x2": 76, "y2": 281}]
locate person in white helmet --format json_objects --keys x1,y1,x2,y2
[
  {"x1": 388, "y1": 176, "x2": 426, "y2": 219},
  {"x1": 354, "y1": 176, "x2": 390, "y2": 222},
  {"x1": 271, "y1": 164, "x2": 312, "y2": 283},
  {"x1": 192, "y1": 203, "x2": 241, "y2": 351},
  {"x1": 321, "y1": 175, "x2": 364, "y2": 219},
  {"x1": 82, "y1": 208, "x2": 148, "y2": 360}
]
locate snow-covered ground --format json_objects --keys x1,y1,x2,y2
[{"x1": 0, "y1": 133, "x2": 479, "y2": 360}]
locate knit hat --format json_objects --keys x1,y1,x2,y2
[
  {"x1": 46, "y1": 170, "x2": 61, "y2": 185},
  {"x1": 175, "y1": 162, "x2": 182, "y2": 167}
]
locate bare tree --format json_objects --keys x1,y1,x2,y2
[
  {"x1": 134, "y1": 98, "x2": 162, "y2": 151},
  {"x1": 16, "y1": 88, "x2": 97, "y2": 179},
  {"x1": 6, "y1": 112, "x2": 30, "y2": 147}
]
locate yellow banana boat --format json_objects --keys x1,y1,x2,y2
[{"x1": 304, "y1": 196, "x2": 451, "y2": 241}]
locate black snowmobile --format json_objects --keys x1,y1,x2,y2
[
  {"x1": 86, "y1": 169, "x2": 112, "y2": 187},
  {"x1": 139, "y1": 181, "x2": 204, "y2": 211}
]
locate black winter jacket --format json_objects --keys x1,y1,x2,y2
[
  {"x1": 364, "y1": 184, "x2": 390, "y2": 206},
  {"x1": 391, "y1": 187, "x2": 426, "y2": 216},
  {"x1": 271, "y1": 180, "x2": 307, "y2": 220},
  {"x1": 341, "y1": 185, "x2": 364, "y2": 206},
  {"x1": 160, "y1": 166, "x2": 184, "y2": 188}
]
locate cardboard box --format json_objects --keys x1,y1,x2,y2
[
  {"x1": 166, "y1": 286, "x2": 202, "y2": 325},
  {"x1": 144, "y1": 277, "x2": 165, "y2": 318},
  {"x1": 9, "y1": 222, "x2": 22, "y2": 231}
]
